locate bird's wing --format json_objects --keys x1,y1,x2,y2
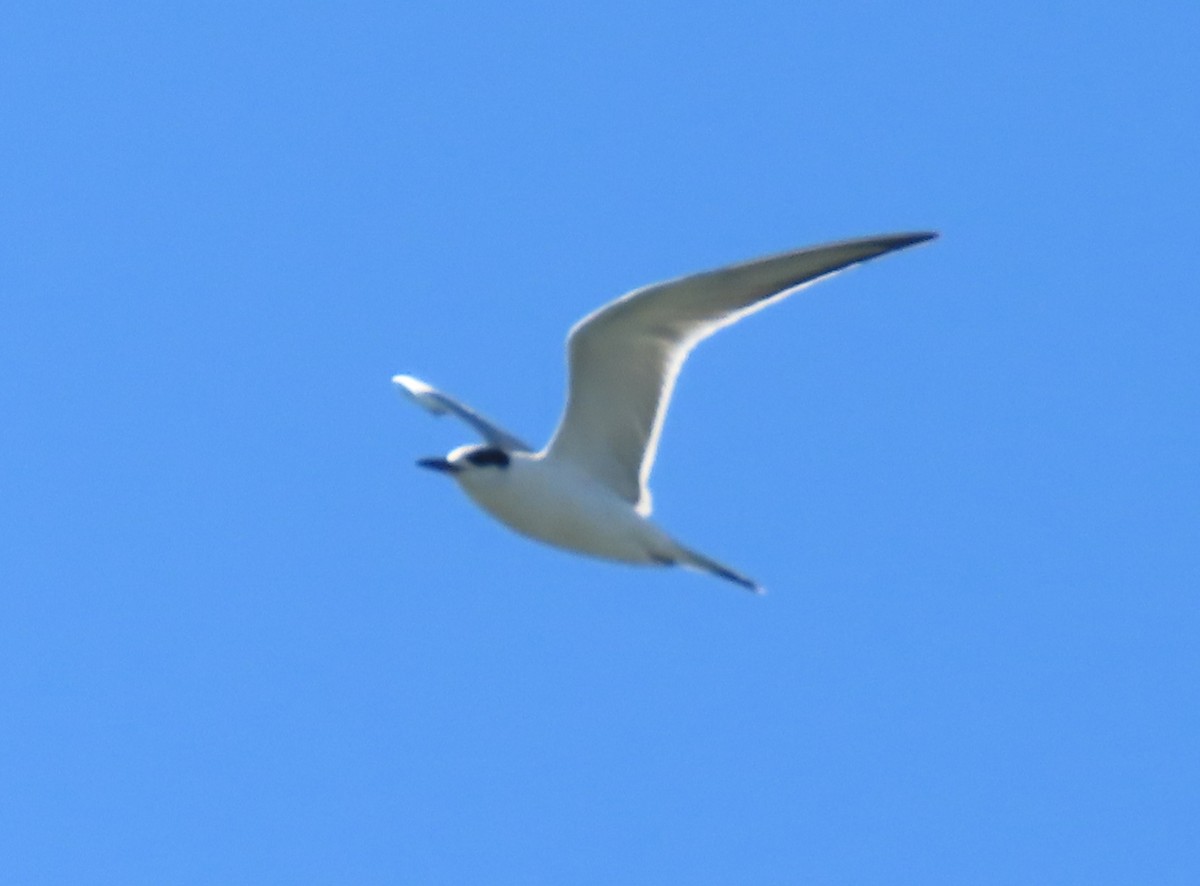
[
  {"x1": 543, "y1": 232, "x2": 937, "y2": 512},
  {"x1": 392, "y1": 374, "x2": 533, "y2": 452}
]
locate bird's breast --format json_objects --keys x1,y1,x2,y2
[{"x1": 456, "y1": 457, "x2": 668, "y2": 564}]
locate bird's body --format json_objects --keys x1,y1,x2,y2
[
  {"x1": 395, "y1": 231, "x2": 936, "y2": 592},
  {"x1": 453, "y1": 449, "x2": 680, "y2": 566}
]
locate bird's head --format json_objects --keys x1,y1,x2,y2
[{"x1": 417, "y1": 443, "x2": 511, "y2": 479}]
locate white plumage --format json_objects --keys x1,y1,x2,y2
[{"x1": 395, "y1": 231, "x2": 936, "y2": 592}]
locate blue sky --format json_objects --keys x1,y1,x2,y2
[{"x1": 3, "y1": 2, "x2": 1197, "y2": 883}]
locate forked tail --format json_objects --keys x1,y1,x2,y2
[{"x1": 674, "y1": 543, "x2": 764, "y2": 594}]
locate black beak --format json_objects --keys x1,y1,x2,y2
[{"x1": 417, "y1": 457, "x2": 460, "y2": 474}]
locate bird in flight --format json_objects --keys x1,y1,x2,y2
[{"x1": 394, "y1": 232, "x2": 936, "y2": 593}]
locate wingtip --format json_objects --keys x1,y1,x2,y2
[
  {"x1": 392, "y1": 374, "x2": 431, "y2": 398},
  {"x1": 718, "y1": 567, "x2": 766, "y2": 595},
  {"x1": 722, "y1": 573, "x2": 765, "y2": 595},
  {"x1": 741, "y1": 573, "x2": 767, "y2": 594},
  {"x1": 896, "y1": 230, "x2": 939, "y2": 247},
  {"x1": 392, "y1": 373, "x2": 449, "y2": 416}
]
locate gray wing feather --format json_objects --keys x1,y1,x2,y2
[
  {"x1": 392, "y1": 374, "x2": 533, "y2": 452},
  {"x1": 544, "y1": 232, "x2": 937, "y2": 511}
]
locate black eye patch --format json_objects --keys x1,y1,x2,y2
[{"x1": 465, "y1": 447, "x2": 511, "y2": 468}]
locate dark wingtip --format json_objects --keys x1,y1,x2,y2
[
  {"x1": 893, "y1": 231, "x2": 939, "y2": 248},
  {"x1": 712, "y1": 565, "x2": 765, "y2": 595}
]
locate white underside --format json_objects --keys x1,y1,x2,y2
[{"x1": 455, "y1": 452, "x2": 678, "y2": 564}]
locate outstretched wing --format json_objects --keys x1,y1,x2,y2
[
  {"x1": 392, "y1": 374, "x2": 533, "y2": 452},
  {"x1": 543, "y1": 232, "x2": 937, "y2": 513}
]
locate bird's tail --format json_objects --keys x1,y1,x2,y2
[{"x1": 672, "y1": 543, "x2": 764, "y2": 594}]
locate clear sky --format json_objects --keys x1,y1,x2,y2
[{"x1": 3, "y1": 2, "x2": 1197, "y2": 883}]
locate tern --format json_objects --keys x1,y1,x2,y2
[{"x1": 394, "y1": 232, "x2": 936, "y2": 593}]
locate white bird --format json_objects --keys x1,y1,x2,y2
[{"x1": 394, "y1": 232, "x2": 936, "y2": 593}]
